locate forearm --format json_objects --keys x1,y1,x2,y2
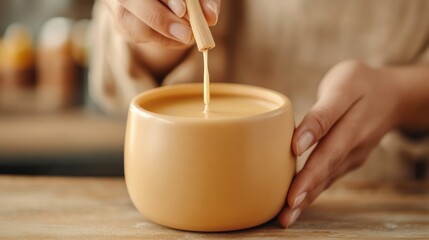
[{"x1": 387, "y1": 65, "x2": 429, "y2": 133}]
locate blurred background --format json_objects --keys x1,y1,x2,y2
[{"x1": 0, "y1": 0, "x2": 125, "y2": 176}]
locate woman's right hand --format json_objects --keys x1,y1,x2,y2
[{"x1": 102, "y1": 0, "x2": 220, "y2": 48}]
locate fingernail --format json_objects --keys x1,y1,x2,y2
[
  {"x1": 168, "y1": 0, "x2": 186, "y2": 17},
  {"x1": 293, "y1": 192, "x2": 307, "y2": 208},
  {"x1": 206, "y1": 0, "x2": 219, "y2": 24},
  {"x1": 287, "y1": 208, "x2": 301, "y2": 228},
  {"x1": 297, "y1": 131, "x2": 314, "y2": 155},
  {"x1": 169, "y1": 23, "x2": 192, "y2": 44}
]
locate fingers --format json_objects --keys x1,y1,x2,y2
[
  {"x1": 293, "y1": 61, "x2": 366, "y2": 156},
  {"x1": 162, "y1": 0, "x2": 187, "y2": 18},
  {"x1": 280, "y1": 137, "x2": 349, "y2": 227},
  {"x1": 279, "y1": 96, "x2": 367, "y2": 228},
  {"x1": 288, "y1": 132, "x2": 354, "y2": 209},
  {"x1": 279, "y1": 61, "x2": 378, "y2": 228},
  {"x1": 120, "y1": 0, "x2": 193, "y2": 44},
  {"x1": 278, "y1": 207, "x2": 301, "y2": 229},
  {"x1": 279, "y1": 148, "x2": 367, "y2": 228},
  {"x1": 199, "y1": 0, "x2": 221, "y2": 26},
  {"x1": 103, "y1": 0, "x2": 192, "y2": 46},
  {"x1": 106, "y1": 4, "x2": 184, "y2": 48},
  {"x1": 279, "y1": 100, "x2": 362, "y2": 227},
  {"x1": 102, "y1": 0, "x2": 220, "y2": 47},
  {"x1": 163, "y1": 0, "x2": 221, "y2": 25}
]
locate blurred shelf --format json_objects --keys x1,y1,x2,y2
[{"x1": 0, "y1": 108, "x2": 126, "y2": 164}]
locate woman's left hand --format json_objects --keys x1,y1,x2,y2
[{"x1": 278, "y1": 60, "x2": 403, "y2": 228}]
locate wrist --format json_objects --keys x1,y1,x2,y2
[
  {"x1": 378, "y1": 66, "x2": 407, "y2": 129},
  {"x1": 381, "y1": 65, "x2": 429, "y2": 131}
]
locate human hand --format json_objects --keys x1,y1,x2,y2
[
  {"x1": 278, "y1": 60, "x2": 402, "y2": 227},
  {"x1": 102, "y1": 0, "x2": 220, "y2": 48}
]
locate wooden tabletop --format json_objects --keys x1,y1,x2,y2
[{"x1": 0, "y1": 175, "x2": 428, "y2": 239}]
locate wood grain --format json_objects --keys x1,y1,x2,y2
[
  {"x1": 0, "y1": 176, "x2": 428, "y2": 239},
  {"x1": 0, "y1": 109, "x2": 126, "y2": 157}
]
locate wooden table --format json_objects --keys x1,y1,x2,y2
[
  {"x1": 0, "y1": 175, "x2": 428, "y2": 239},
  {"x1": 0, "y1": 109, "x2": 125, "y2": 157}
]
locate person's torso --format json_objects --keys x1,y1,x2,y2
[{"x1": 219, "y1": 0, "x2": 429, "y2": 121}]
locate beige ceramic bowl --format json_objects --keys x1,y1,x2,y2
[{"x1": 125, "y1": 83, "x2": 295, "y2": 232}]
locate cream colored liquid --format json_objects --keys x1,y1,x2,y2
[
  {"x1": 142, "y1": 50, "x2": 278, "y2": 119},
  {"x1": 142, "y1": 94, "x2": 278, "y2": 119},
  {"x1": 203, "y1": 50, "x2": 210, "y2": 113}
]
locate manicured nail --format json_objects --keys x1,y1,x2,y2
[
  {"x1": 169, "y1": 23, "x2": 192, "y2": 44},
  {"x1": 206, "y1": 0, "x2": 219, "y2": 24},
  {"x1": 168, "y1": 0, "x2": 186, "y2": 17},
  {"x1": 293, "y1": 192, "x2": 307, "y2": 208},
  {"x1": 287, "y1": 208, "x2": 301, "y2": 228},
  {"x1": 297, "y1": 131, "x2": 314, "y2": 155}
]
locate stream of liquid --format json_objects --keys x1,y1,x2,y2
[
  {"x1": 141, "y1": 50, "x2": 278, "y2": 118},
  {"x1": 203, "y1": 50, "x2": 210, "y2": 113}
]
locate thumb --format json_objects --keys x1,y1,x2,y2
[{"x1": 293, "y1": 76, "x2": 363, "y2": 156}]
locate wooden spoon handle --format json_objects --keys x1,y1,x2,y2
[{"x1": 185, "y1": 0, "x2": 215, "y2": 51}]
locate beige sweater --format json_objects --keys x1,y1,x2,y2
[{"x1": 90, "y1": 0, "x2": 429, "y2": 181}]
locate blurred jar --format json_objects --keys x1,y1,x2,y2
[
  {"x1": 37, "y1": 17, "x2": 78, "y2": 112},
  {"x1": 71, "y1": 19, "x2": 91, "y2": 106},
  {"x1": 0, "y1": 24, "x2": 36, "y2": 113}
]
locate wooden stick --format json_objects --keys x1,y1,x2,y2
[{"x1": 185, "y1": 0, "x2": 215, "y2": 51}]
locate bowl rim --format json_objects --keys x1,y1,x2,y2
[{"x1": 129, "y1": 83, "x2": 292, "y2": 123}]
